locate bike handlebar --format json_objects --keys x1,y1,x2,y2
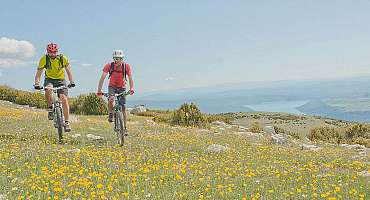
[
  {"x1": 100, "y1": 92, "x2": 130, "y2": 98},
  {"x1": 34, "y1": 85, "x2": 73, "y2": 91}
]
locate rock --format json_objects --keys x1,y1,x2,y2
[
  {"x1": 71, "y1": 134, "x2": 81, "y2": 138},
  {"x1": 270, "y1": 134, "x2": 288, "y2": 145},
  {"x1": 340, "y1": 144, "x2": 366, "y2": 151},
  {"x1": 86, "y1": 134, "x2": 104, "y2": 141},
  {"x1": 263, "y1": 126, "x2": 276, "y2": 135},
  {"x1": 238, "y1": 126, "x2": 248, "y2": 132},
  {"x1": 197, "y1": 129, "x2": 209, "y2": 133},
  {"x1": 63, "y1": 148, "x2": 81, "y2": 153},
  {"x1": 126, "y1": 108, "x2": 133, "y2": 116},
  {"x1": 146, "y1": 119, "x2": 156, "y2": 126},
  {"x1": 235, "y1": 131, "x2": 263, "y2": 138},
  {"x1": 0, "y1": 194, "x2": 7, "y2": 200},
  {"x1": 207, "y1": 144, "x2": 229, "y2": 153},
  {"x1": 211, "y1": 121, "x2": 226, "y2": 126},
  {"x1": 128, "y1": 121, "x2": 139, "y2": 125},
  {"x1": 301, "y1": 144, "x2": 322, "y2": 151},
  {"x1": 359, "y1": 170, "x2": 370, "y2": 177},
  {"x1": 69, "y1": 115, "x2": 79, "y2": 123},
  {"x1": 130, "y1": 105, "x2": 147, "y2": 114}
]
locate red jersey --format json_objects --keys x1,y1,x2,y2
[{"x1": 103, "y1": 62, "x2": 132, "y2": 88}]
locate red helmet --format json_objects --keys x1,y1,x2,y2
[{"x1": 46, "y1": 43, "x2": 58, "y2": 54}]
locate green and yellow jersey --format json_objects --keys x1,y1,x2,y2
[{"x1": 38, "y1": 55, "x2": 69, "y2": 79}]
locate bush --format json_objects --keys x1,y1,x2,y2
[
  {"x1": 15, "y1": 92, "x2": 47, "y2": 109},
  {"x1": 69, "y1": 95, "x2": 87, "y2": 115},
  {"x1": 171, "y1": 103, "x2": 208, "y2": 128},
  {"x1": 250, "y1": 122, "x2": 262, "y2": 133},
  {"x1": 345, "y1": 124, "x2": 370, "y2": 140},
  {"x1": 308, "y1": 127, "x2": 345, "y2": 144},
  {"x1": 206, "y1": 114, "x2": 232, "y2": 124},
  {"x1": 80, "y1": 93, "x2": 108, "y2": 115},
  {"x1": 273, "y1": 126, "x2": 301, "y2": 139},
  {"x1": 153, "y1": 113, "x2": 173, "y2": 123},
  {"x1": 0, "y1": 86, "x2": 19, "y2": 102},
  {"x1": 135, "y1": 109, "x2": 172, "y2": 117},
  {"x1": 0, "y1": 85, "x2": 47, "y2": 109},
  {"x1": 308, "y1": 125, "x2": 370, "y2": 147}
]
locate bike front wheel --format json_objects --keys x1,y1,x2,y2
[
  {"x1": 55, "y1": 106, "x2": 64, "y2": 144},
  {"x1": 115, "y1": 111, "x2": 125, "y2": 147}
]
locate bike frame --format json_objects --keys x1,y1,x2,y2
[
  {"x1": 102, "y1": 92, "x2": 129, "y2": 146},
  {"x1": 48, "y1": 86, "x2": 66, "y2": 128},
  {"x1": 38, "y1": 85, "x2": 69, "y2": 144}
]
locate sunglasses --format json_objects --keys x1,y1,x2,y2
[{"x1": 113, "y1": 57, "x2": 123, "y2": 61}]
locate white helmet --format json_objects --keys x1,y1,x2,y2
[{"x1": 112, "y1": 50, "x2": 124, "y2": 58}]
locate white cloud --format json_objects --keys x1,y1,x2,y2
[
  {"x1": 0, "y1": 37, "x2": 37, "y2": 68},
  {"x1": 80, "y1": 63, "x2": 92, "y2": 67},
  {"x1": 165, "y1": 77, "x2": 174, "y2": 81}
]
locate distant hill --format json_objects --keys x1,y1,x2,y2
[
  {"x1": 296, "y1": 100, "x2": 370, "y2": 122},
  {"x1": 130, "y1": 76, "x2": 370, "y2": 117},
  {"x1": 296, "y1": 100, "x2": 344, "y2": 116}
]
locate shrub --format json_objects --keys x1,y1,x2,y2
[
  {"x1": 153, "y1": 113, "x2": 173, "y2": 123},
  {"x1": 135, "y1": 109, "x2": 172, "y2": 117},
  {"x1": 352, "y1": 137, "x2": 370, "y2": 147},
  {"x1": 0, "y1": 86, "x2": 19, "y2": 102},
  {"x1": 345, "y1": 124, "x2": 370, "y2": 140},
  {"x1": 206, "y1": 114, "x2": 232, "y2": 124},
  {"x1": 171, "y1": 103, "x2": 208, "y2": 128},
  {"x1": 250, "y1": 122, "x2": 262, "y2": 133},
  {"x1": 15, "y1": 92, "x2": 47, "y2": 109},
  {"x1": 69, "y1": 95, "x2": 87, "y2": 115},
  {"x1": 80, "y1": 93, "x2": 108, "y2": 115},
  {"x1": 0, "y1": 85, "x2": 47, "y2": 109},
  {"x1": 308, "y1": 127, "x2": 346, "y2": 144},
  {"x1": 273, "y1": 126, "x2": 301, "y2": 139}
]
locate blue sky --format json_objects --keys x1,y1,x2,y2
[{"x1": 1, "y1": 0, "x2": 370, "y2": 96}]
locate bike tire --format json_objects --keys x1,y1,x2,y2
[
  {"x1": 115, "y1": 111, "x2": 125, "y2": 147},
  {"x1": 55, "y1": 106, "x2": 63, "y2": 144}
]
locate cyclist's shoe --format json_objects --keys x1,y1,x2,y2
[
  {"x1": 124, "y1": 128, "x2": 128, "y2": 136},
  {"x1": 108, "y1": 113, "x2": 114, "y2": 123},
  {"x1": 64, "y1": 121, "x2": 71, "y2": 132},
  {"x1": 48, "y1": 108, "x2": 53, "y2": 120}
]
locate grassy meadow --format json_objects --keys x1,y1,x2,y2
[{"x1": 0, "y1": 102, "x2": 369, "y2": 199}]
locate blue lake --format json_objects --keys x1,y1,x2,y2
[{"x1": 244, "y1": 100, "x2": 308, "y2": 115}]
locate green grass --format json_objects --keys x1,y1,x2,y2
[{"x1": 0, "y1": 102, "x2": 368, "y2": 199}]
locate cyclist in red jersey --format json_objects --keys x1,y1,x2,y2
[{"x1": 97, "y1": 50, "x2": 134, "y2": 132}]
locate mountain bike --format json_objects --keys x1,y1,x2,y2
[
  {"x1": 37, "y1": 85, "x2": 72, "y2": 144},
  {"x1": 102, "y1": 92, "x2": 130, "y2": 146}
]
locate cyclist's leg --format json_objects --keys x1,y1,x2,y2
[
  {"x1": 108, "y1": 87, "x2": 115, "y2": 112},
  {"x1": 123, "y1": 104, "x2": 127, "y2": 128},
  {"x1": 107, "y1": 87, "x2": 116, "y2": 122},
  {"x1": 60, "y1": 94, "x2": 69, "y2": 121},
  {"x1": 117, "y1": 88, "x2": 127, "y2": 130},
  {"x1": 43, "y1": 78, "x2": 53, "y2": 107},
  {"x1": 56, "y1": 80, "x2": 70, "y2": 131},
  {"x1": 44, "y1": 78, "x2": 54, "y2": 120}
]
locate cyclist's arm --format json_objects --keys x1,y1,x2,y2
[
  {"x1": 35, "y1": 68, "x2": 43, "y2": 85},
  {"x1": 128, "y1": 75, "x2": 134, "y2": 91},
  {"x1": 65, "y1": 64, "x2": 74, "y2": 83},
  {"x1": 98, "y1": 72, "x2": 108, "y2": 92}
]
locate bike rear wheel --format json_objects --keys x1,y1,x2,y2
[
  {"x1": 115, "y1": 111, "x2": 125, "y2": 147},
  {"x1": 55, "y1": 106, "x2": 64, "y2": 144}
]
